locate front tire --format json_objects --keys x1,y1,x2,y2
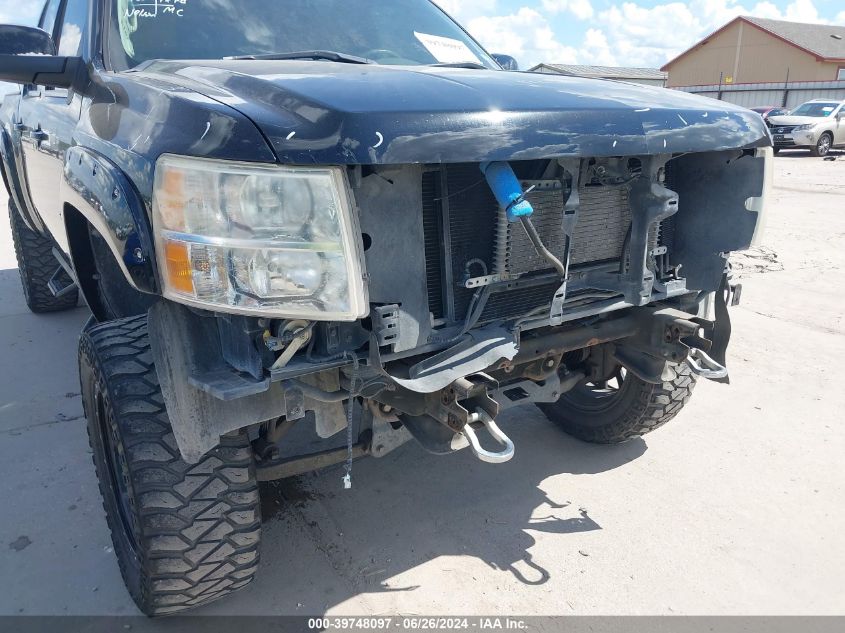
[
  {"x1": 80, "y1": 316, "x2": 261, "y2": 615},
  {"x1": 810, "y1": 132, "x2": 832, "y2": 157},
  {"x1": 539, "y1": 363, "x2": 696, "y2": 444},
  {"x1": 9, "y1": 201, "x2": 79, "y2": 313}
]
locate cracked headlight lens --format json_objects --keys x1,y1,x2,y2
[{"x1": 152, "y1": 155, "x2": 368, "y2": 320}]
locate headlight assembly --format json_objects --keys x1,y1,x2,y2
[
  {"x1": 152, "y1": 155, "x2": 369, "y2": 320},
  {"x1": 792, "y1": 124, "x2": 814, "y2": 132}
]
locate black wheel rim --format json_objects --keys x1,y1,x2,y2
[
  {"x1": 95, "y1": 383, "x2": 139, "y2": 554},
  {"x1": 562, "y1": 367, "x2": 630, "y2": 414}
]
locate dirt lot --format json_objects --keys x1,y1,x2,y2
[{"x1": 0, "y1": 150, "x2": 843, "y2": 616}]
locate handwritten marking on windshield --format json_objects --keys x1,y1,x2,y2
[
  {"x1": 373, "y1": 132, "x2": 384, "y2": 149},
  {"x1": 126, "y1": 0, "x2": 188, "y2": 19},
  {"x1": 286, "y1": 131, "x2": 296, "y2": 140}
]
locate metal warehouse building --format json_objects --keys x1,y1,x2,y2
[
  {"x1": 528, "y1": 64, "x2": 668, "y2": 87},
  {"x1": 662, "y1": 16, "x2": 845, "y2": 108},
  {"x1": 662, "y1": 16, "x2": 845, "y2": 88}
]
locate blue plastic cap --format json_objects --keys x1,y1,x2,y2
[
  {"x1": 507, "y1": 199, "x2": 533, "y2": 221},
  {"x1": 479, "y1": 161, "x2": 534, "y2": 223}
]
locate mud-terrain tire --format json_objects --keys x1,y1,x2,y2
[
  {"x1": 80, "y1": 315, "x2": 261, "y2": 616},
  {"x1": 539, "y1": 363, "x2": 697, "y2": 444},
  {"x1": 9, "y1": 201, "x2": 78, "y2": 313},
  {"x1": 810, "y1": 132, "x2": 832, "y2": 157}
]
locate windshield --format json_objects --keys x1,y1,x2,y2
[
  {"x1": 789, "y1": 102, "x2": 839, "y2": 117},
  {"x1": 108, "y1": 0, "x2": 497, "y2": 69}
]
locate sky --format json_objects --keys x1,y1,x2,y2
[{"x1": 2, "y1": 0, "x2": 844, "y2": 69}]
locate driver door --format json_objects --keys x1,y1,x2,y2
[{"x1": 16, "y1": 0, "x2": 87, "y2": 251}]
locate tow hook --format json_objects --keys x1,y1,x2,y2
[
  {"x1": 461, "y1": 408, "x2": 515, "y2": 464},
  {"x1": 685, "y1": 348, "x2": 728, "y2": 380},
  {"x1": 390, "y1": 375, "x2": 516, "y2": 462}
]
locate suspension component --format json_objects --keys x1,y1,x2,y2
[{"x1": 270, "y1": 320, "x2": 312, "y2": 370}]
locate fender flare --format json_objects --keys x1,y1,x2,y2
[{"x1": 61, "y1": 146, "x2": 159, "y2": 295}]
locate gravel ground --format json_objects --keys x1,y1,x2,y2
[{"x1": 0, "y1": 150, "x2": 843, "y2": 616}]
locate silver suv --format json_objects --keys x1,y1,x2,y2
[{"x1": 767, "y1": 99, "x2": 845, "y2": 157}]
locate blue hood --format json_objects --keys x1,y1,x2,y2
[{"x1": 140, "y1": 60, "x2": 771, "y2": 164}]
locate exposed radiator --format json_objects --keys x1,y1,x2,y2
[
  {"x1": 495, "y1": 183, "x2": 631, "y2": 277},
  {"x1": 422, "y1": 164, "x2": 634, "y2": 324}
]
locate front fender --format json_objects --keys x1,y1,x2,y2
[{"x1": 61, "y1": 146, "x2": 158, "y2": 294}]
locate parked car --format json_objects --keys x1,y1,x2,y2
[
  {"x1": 750, "y1": 106, "x2": 790, "y2": 120},
  {"x1": 767, "y1": 99, "x2": 845, "y2": 156},
  {"x1": 1, "y1": 0, "x2": 771, "y2": 616}
]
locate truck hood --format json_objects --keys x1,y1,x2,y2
[
  {"x1": 767, "y1": 115, "x2": 829, "y2": 127},
  {"x1": 139, "y1": 60, "x2": 770, "y2": 164}
]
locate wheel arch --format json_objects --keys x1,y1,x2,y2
[
  {"x1": 64, "y1": 203, "x2": 107, "y2": 319},
  {"x1": 61, "y1": 147, "x2": 160, "y2": 318}
]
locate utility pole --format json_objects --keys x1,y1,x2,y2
[
  {"x1": 782, "y1": 67, "x2": 790, "y2": 107},
  {"x1": 717, "y1": 71, "x2": 723, "y2": 100}
]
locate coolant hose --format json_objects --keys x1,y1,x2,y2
[
  {"x1": 480, "y1": 161, "x2": 534, "y2": 222},
  {"x1": 519, "y1": 217, "x2": 567, "y2": 277}
]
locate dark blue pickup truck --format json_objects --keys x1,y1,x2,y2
[{"x1": 0, "y1": 0, "x2": 770, "y2": 615}]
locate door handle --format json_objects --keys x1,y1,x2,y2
[{"x1": 28, "y1": 129, "x2": 48, "y2": 143}]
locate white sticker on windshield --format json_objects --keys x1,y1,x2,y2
[
  {"x1": 822, "y1": 106, "x2": 834, "y2": 113},
  {"x1": 414, "y1": 32, "x2": 482, "y2": 64}
]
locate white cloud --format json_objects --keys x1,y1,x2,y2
[
  {"x1": 836, "y1": 11, "x2": 845, "y2": 25},
  {"x1": 782, "y1": 0, "x2": 821, "y2": 22},
  {"x1": 56, "y1": 23, "x2": 81, "y2": 56},
  {"x1": 465, "y1": 7, "x2": 579, "y2": 68},
  {"x1": 0, "y1": 0, "x2": 42, "y2": 25},
  {"x1": 582, "y1": 28, "x2": 617, "y2": 66},
  {"x1": 432, "y1": 0, "x2": 499, "y2": 25},
  {"x1": 569, "y1": 0, "x2": 595, "y2": 20},
  {"x1": 583, "y1": 0, "x2": 836, "y2": 68},
  {"x1": 541, "y1": 0, "x2": 594, "y2": 19}
]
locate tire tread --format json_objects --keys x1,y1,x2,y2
[
  {"x1": 9, "y1": 201, "x2": 78, "y2": 313},
  {"x1": 540, "y1": 364, "x2": 697, "y2": 444},
  {"x1": 80, "y1": 315, "x2": 261, "y2": 615}
]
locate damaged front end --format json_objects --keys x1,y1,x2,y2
[{"x1": 147, "y1": 146, "x2": 769, "y2": 472}]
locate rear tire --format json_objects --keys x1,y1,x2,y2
[
  {"x1": 80, "y1": 315, "x2": 261, "y2": 615},
  {"x1": 539, "y1": 363, "x2": 696, "y2": 444},
  {"x1": 9, "y1": 201, "x2": 78, "y2": 313}
]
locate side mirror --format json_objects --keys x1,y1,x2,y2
[
  {"x1": 0, "y1": 24, "x2": 82, "y2": 89},
  {"x1": 491, "y1": 54, "x2": 519, "y2": 71}
]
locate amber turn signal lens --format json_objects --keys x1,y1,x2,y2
[{"x1": 164, "y1": 241, "x2": 194, "y2": 294}]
